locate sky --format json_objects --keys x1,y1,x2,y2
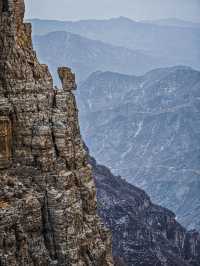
[{"x1": 25, "y1": 0, "x2": 200, "y2": 22}]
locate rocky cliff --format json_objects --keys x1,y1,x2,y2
[
  {"x1": 0, "y1": 1, "x2": 113, "y2": 265},
  {"x1": 89, "y1": 155, "x2": 200, "y2": 266}
]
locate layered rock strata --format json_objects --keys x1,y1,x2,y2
[{"x1": 0, "y1": 1, "x2": 113, "y2": 265}]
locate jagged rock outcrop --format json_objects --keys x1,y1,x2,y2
[
  {"x1": 88, "y1": 155, "x2": 200, "y2": 266},
  {"x1": 0, "y1": 1, "x2": 113, "y2": 265}
]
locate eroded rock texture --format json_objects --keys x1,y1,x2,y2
[
  {"x1": 0, "y1": 117, "x2": 12, "y2": 169},
  {"x1": 0, "y1": 1, "x2": 113, "y2": 265}
]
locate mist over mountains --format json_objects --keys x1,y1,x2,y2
[
  {"x1": 141, "y1": 18, "x2": 200, "y2": 28},
  {"x1": 33, "y1": 31, "x2": 163, "y2": 83},
  {"x1": 77, "y1": 67, "x2": 200, "y2": 230},
  {"x1": 1, "y1": 0, "x2": 200, "y2": 265},
  {"x1": 31, "y1": 17, "x2": 200, "y2": 230},
  {"x1": 30, "y1": 17, "x2": 200, "y2": 78}
]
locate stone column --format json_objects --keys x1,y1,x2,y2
[{"x1": 58, "y1": 67, "x2": 77, "y2": 91}]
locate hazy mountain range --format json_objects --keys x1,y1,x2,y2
[
  {"x1": 33, "y1": 31, "x2": 164, "y2": 83},
  {"x1": 30, "y1": 18, "x2": 200, "y2": 230},
  {"x1": 77, "y1": 66, "x2": 200, "y2": 230},
  {"x1": 141, "y1": 18, "x2": 200, "y2": 28},
  {"x1": 30, "y1": 17, "x2": 200, "y2": 78}
]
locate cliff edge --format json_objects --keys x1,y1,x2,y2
[{"x1": 0, "y1": 1, "x2": 113, "y2": 265}]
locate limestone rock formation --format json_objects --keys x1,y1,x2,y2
[{"x1": 0, "y1": 1, "x2": 113, "y2": 265}]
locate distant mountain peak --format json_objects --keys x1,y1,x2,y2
[
  {"x1": 142, "y1": 17, "x2": 200, "y2": 28},
  {"x1": 111, "y1": 16, "x2": 135, "y2": 22}
]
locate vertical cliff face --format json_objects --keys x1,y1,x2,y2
[{"x1": 0, "y1": 1, "x2": 113, "y2": 265}]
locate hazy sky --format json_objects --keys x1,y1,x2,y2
[{"x1": 25, "y1": 0, "x2": 200, "y2": 22}]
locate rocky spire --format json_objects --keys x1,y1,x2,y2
[
  {"x1": 0, "y1": 0, "x2": 113, "y2": 265},
  {"x1": 58, "y1": 67, "x2": 77, "y2": 91}
]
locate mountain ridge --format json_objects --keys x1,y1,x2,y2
[
  {"x1": 33, "y1": 30, "x2": 166, "y2": 83},
  {"x1": 91, "y1": 153, "x2": 200, "y2": 266},
  {"x1": 141, "y1": 18, "x2": 200, "y2": 28},
  {"x1": 30, "y1": 17, "x2": 200, "y2": 82},
  {"x1": 77, "y1": 66, "x2": 200, "y2": 230}
]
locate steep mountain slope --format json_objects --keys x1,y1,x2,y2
[
  {"x1": 0, "y1": 1, "x2": 113, "y2": 265},
  {"x1": 2, "y1": 2, "x2": 200, "y2": 266},
  {"x1": 91, "y1": 155, "x2": 200, "y2": 266},
  {"x1": 30, "y1": 17, "x2": 200, "y2": 71},
  {"x1": 32, "y1": 31, "x2": 164, "y2": 83},
  {"x1": 77, "y1": 67, "x2": 200, "y2": 230}
]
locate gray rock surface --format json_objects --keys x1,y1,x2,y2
[{"x1": 0, "y1": 1, "x2": 113, "y2": 265}]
